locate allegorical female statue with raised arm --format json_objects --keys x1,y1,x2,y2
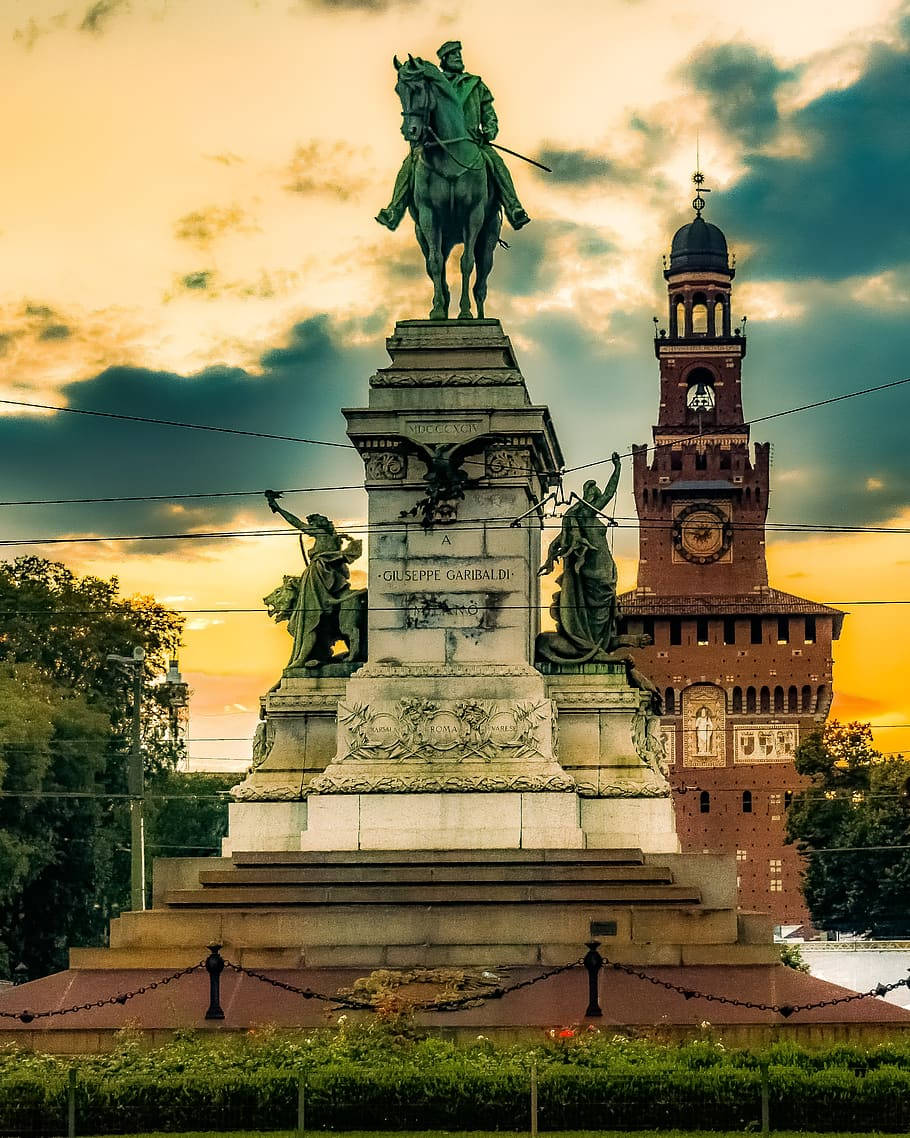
[
  {"x1": 536, "y1": 454, "x2": 623, "y2": 665},
  {"x1": 262, "y1": 491, "x2": 366, "y2": 670}
]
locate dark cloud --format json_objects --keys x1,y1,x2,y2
[
  {"x1": 165, "y1": 268, "x2": 304, "y2": 302},
  {"x1": 687, "y1": 42, "x2": 792, "y2": 146},
  {"x1": 173, "y1": 206, "x2": 256, "y2": 248},
  {"x1": 284, "y1": 142, "x2": 371, "y2": 201},
  {"x1": 0, "y1": 316, "x2": 378, "y2": 550},
  {"x1": 306, "y1": 0, "x2": 413, "y2": 9},
  {"x1": 80, "y1": 0, "x2": 128, "y2": 35},
  {"x1": 493, "y1": 219, "x2": 615, "y2": 298},
  {"x1": 12, "y1": 12, "x2": 68, "y2": 50},
  {"x1": 180, "y1": 271, "x2": 212, "y2": 292},
  {"x1": 38, "y1": 324, "x2": 72, "y2": 341},
  {"x1": 535, "y1": 144, "x2": 656, "y2": 187},
  {"x1": 711, "y1": 35, "x2": 910, "y2": 279},
  {"x1": 538, "y1": 148, "x2": 617, "y2": 185}
]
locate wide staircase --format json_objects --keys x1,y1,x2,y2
[
  {"x1": 69, "y1": 847, "x2": 777, "y2": 971},
  {"x1": 165, "y1": 848, "x2": 701, "y2": 908}
]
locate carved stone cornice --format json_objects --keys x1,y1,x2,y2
[
  {"x1": 353, "y1": 663, "x2": 541, "y2": 679},
  {"x1": 307, "y1": 773, "x2": 577, "y2": 795},
  {"x1": 370, "y1": 369, "x2": 524, "y2": 388},
  {"x1": 574, "y1": 780, "x2": 671, "y2": 799}
]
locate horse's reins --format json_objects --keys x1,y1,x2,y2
[{"x1": 426, "y1": 125, "x2": 484, "y2": 172}]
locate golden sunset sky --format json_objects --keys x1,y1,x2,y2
[{"x1": 2, "y1": 0, "x2": 909, "y2": 765}]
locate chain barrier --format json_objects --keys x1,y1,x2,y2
[
  {"x1": 222, "y1": 960, "x2": 376, "y2": 1011},
  {"x1": 0, "y1": 960, "x2": 205, "y2": 1024},
  {"x1": 3, "y1": 946, "x2": 907, "y2": 1025},
  {"x1": 225, "y1": 957, "x2": 583, "y2": 1013},
  {"x1": 602, "y1": 955, "x2": 910, "y2": 1017}
]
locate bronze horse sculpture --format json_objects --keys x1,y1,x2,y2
[{"x1": 393, "y1": 55, "x2": 502, "y2": 320}]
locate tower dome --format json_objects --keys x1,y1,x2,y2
[{"x1": 668, "y1": 215, "x2": 730, "y2": 273}]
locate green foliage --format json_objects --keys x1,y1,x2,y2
[
  {"x1": 145, "y1": 771, "x2": 233, "y2": 869},
  {"x1": 5, "y1": 1031, "x2": 910, "y2": 1132},
  {"x1": 0, "y1": 557, "x2": 187, "y2": 978},
  {"x1": 778, "y1": 942, "x2": 810, "y2": 972},
  {"x1": 787, "y1": 721, "x2": 910, "y2": 936}
]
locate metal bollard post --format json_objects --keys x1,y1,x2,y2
[
  {"x1": 297, "y1": 1074, "x2": 306, "y2": 1137},
  {"x1": 204, "y1": 944, "x2": 225, "y2": 1021},
  {"x1": 583, "y1": 940, "x2": 604, "y2": 1017},
  {"x1": 760, "y1": 1063, "x2": 770, "y2": 1135},
  {"x1": 67, "y1": 1067, "x2": 76, "y2": 1138},
  {"x1": 530, "y1": 1058, "x2": 538, "y2": 1138}
]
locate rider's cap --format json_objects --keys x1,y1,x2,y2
[{"x1": 437, "y1": 40, "x2": 462, "y2": 60}]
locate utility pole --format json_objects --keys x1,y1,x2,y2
[{"x1": 108, "y1": 646, "x2": 146, "y2": 912}]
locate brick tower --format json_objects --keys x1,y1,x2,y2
[{"x1": 618, "y1": 179, "x2": 844, "y2": 928}]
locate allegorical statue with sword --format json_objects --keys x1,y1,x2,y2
[{"x1": 377, "y1": 40, "x2": 545, "y2": 321}]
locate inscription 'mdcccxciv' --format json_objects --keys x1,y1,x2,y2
[{"x1": 406, "y1": 420, "x2": 482, "y2": 436}]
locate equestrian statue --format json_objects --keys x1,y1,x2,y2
[{"x1": 377, "y1": 41, "x2": 531, "y2": 321}]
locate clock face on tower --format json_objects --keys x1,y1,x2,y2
[{"x1": 673, "y1": 503, "x2": 733, "y2": 564}]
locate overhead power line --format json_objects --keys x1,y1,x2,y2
[
  {"x1": 6, "y1": 513, "x2": 910, "y2": 546},
  {"x1": 2, "y1": 374, "x2": 907, "y2": 490},
  {"x1": 0, "y1": 398, "x2": 356, "y2": 450},
  {"x1": 0, "y1": 484, "x2": 363, "y2": 507},
  {"x1": 564, "y1": 376, "x2": 910, "y2": 474}
]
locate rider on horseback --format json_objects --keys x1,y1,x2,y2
[{"x1": 376, "y1": 41, "x2": 531, "y2": 233}]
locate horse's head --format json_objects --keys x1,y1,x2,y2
[{"x1": 393, "y1": 54, "x2": 437, "y2": 144}]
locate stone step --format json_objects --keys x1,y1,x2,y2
[
  {"x1": 230, "y1": 848, "x2": 646, "y2": 868},
  {"x1": 198, "y1": 864, "x2": 674, "y2": 887},
  {"x1": 165, "y1": 882, "x2": 701, "y2": 908}
]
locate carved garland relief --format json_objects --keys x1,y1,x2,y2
[{"x1": 337, "y1": 697, "x2": 550, "y2": 764}]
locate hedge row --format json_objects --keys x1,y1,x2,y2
[{"x1": 3, "y1": 1063, "x2": 910, "y2": 1133}]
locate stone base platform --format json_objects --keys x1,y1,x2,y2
[
  {"x1": 4, "y1": 963, "x2": 910, "y2": 1051},
  {"x1": 67, "y1": 847, "x2": 780, "y2": 971}
]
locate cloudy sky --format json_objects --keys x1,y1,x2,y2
[{"x1": 2, "y1": 0, "x2": 909, "y2": 765}]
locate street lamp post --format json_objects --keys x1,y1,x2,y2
[{"x1": 107, "y1": 647, "x2": 146, "y2": 912}]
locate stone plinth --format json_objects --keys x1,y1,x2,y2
[
  {"x1": 542, "y1": 662, "x2": 679, "y2": 855},
  {"x1": 345, "y1": 319, "x2": 561, "y2": 669}
]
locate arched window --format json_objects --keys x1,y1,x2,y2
[
  {"x1": 692, "y1": 292, "x2": 708, "y2": 334},
  {"x1": 700, "y1": 790, "x2": 711, "y2": 814},
  {"x1": 732, "y1": 686, "x2": 743, "y2": 713},
  {"x1": 801, "y1": 684, "x2": 812, "y2": 712},
  {"x1": 784, "y1": 791, "x2": 793, "y2": 808},
  {"x1": 746, "y1": 686, "x2": 757, "y2": 712},
  {"x1": 714, "y1": 299, "x2": 724, "y2": 336},
  {"x1": 774, "y1": 686, "x2": 784, "y2": 712},
  {"x1": 675, "y1": 299, "x2": 685, "y2": 335},
  {"x1": 760, "y1": 686, "x2": 771, "y2": 713},
  {"x1": 685, "y1": 367, "x2": 716, "y2": 422},
  {"x1": 817, "y1": 684, "x2": 829, "y2": 713},
  {"x1": 665, "y1": 687, "x2": 676, "y2": 715},
  {"x1": 742, "y1": 790, "x2": 753, "y2": 814},
  {"x1": 788, "y1": 686, "x2": 798, "y2": 713}
]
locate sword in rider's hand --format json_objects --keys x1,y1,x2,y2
[{"x1": 489, "y1": 142, "x2": 552, "y2": 172}]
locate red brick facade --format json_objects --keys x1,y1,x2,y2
[{"x1": 618, "y1": 209, "x2": 843, "y2": 927}]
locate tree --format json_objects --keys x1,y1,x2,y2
[
  {"x1": 0, "y1": 663, "x2": 110, "y2": 976},
  {"x1": 786, "y1": 721, "x2": 910, "y2": 937},
  {"x1": 145, "y1": 771, "x2": 234, "y2": 874},
  {"x1": 0, "y1": 557, "x2": 189, "y2": 978}
]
